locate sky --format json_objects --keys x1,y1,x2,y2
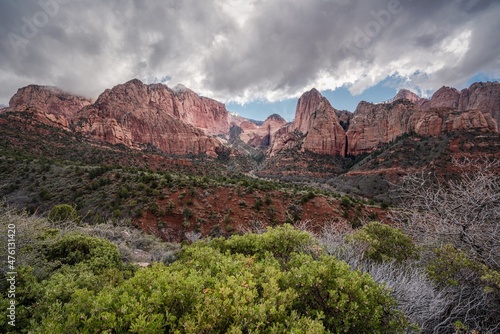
[{"x1": 1, "y1": 0, "x2": 499, "y2": 121}]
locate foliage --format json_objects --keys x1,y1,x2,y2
[
  {"x1": 424, "y1": 244, "x2": 500, "y2": 333},
  {"x1": 47, "y1": 204, "x2": 79, "y2": 223},
  {"x1": 300, "y1": 190, "x2": 316, "y2": 203},
  {"x1": 45, "y1": 234, "x2": 123, "y2": 271},
  {"x1": 0, "y1": 230, "x2": 133, "y2": 333},
  {"x1": 22, "y1": 225, "x2": 408, "y2": 333},
  {"x1": 208, "y1": 224, "x2": 321, "y2": 265},
  {"x1": 348, "y1": 222, "x2": 419, "y2": 264}
]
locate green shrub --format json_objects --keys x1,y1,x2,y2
[
  {"x1": 148, "y1": 202, "x2": 160, "y2": 216},
  {"x1": 33, "y1": 226, "x2": 408, "y2": 333},
  {"x1": 253, "y1": 197, "x2": 263, "y2": 211},
  {"x1": 340, "y1": 196, "x2": 352, "y2": 208},
  {"x1": 349, "y1": 221, "x2": 419, "y2": 264},
  {"x1": 48, "y1": 204, "x2": 79, "y2": 223},
  {"x1": 45, "y1": 234, "x2": 122, "y2": 271},
  {"x1": 165, "y1": 200, "x2": 175, "y2": 214},
  {"x1": 300, "y1": 190, "x2": 316, "y2": 204},
  {"x1": 182, "y1": 207, "x2": 193, "y2": 220},
  {"x1": 427, "y1": 244, "x2": 499, "y2": 290},
  {"x1": 286, "y1": 253, "x2": 405, "y2": 333},
  {"x1": 265, "y1": 193, "x2": 273, "y2": 205}
]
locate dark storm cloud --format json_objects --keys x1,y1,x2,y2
[
  {"x1": 203, "y1": 0, "x2": 500, "y2": 99},
  {"x1": 0, "y1": 0, "x2": 499, "y2": 104}
]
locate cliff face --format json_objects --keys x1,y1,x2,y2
[
  {"x1": 3, "y1": 80, "x2": 498, "y2": 159},
  {"x1": 345, "y1": 83, "x2": 499, "y2": 155},
  {"x1": 236, "y1": 114, "x2": 288, "y2": 148},
  {"x1": 5, "y1": 85, "x2": 92, "y2": 128},
  {"x1": 393, "y1": 89, "x2": 423, "y2": 104},
  {"x1": 73, "y1": 80, "x2": 222, "y2": 156},
  {"x1": 80, "y1": 80, "x2": 230, "y2": 135},
  {"x1": 420, "y1": 86, "x2": 461, "y2": 110},
  {"x1": 270, "y1": 89, "x2": 346, "y2": 156},
  {"x1": 418, "y1": 82, "x2": 500, "y2": 126},
  {"x1": 171, "y1": 84, "x2": 230, "y2": 135},
  {"x1": 346, "y1": 101, "x2": 418, "y2": 155},
  {"x1": 458, "y1": 81, "x2": 500, "y2": 127},
  {"x1": 414, "y1": 107, "x2": 498, "y2": 136}
]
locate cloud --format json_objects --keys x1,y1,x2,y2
[{"x1": 0, "y1": 0, "x2": 499, "y2": 104}]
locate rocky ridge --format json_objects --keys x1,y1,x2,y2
[
  {"x1": 72, "y1": 80, "x2": 225, "y2": 156},
  {"x1": 268, "y1": 88, "x2": 347, "y2": 156},
  {"x1": 345, "y1": 83, "x2": 499, "y2": 155},
  {"x1": 269, "y1": 82, "x2": 499, "y2": 157},
  {"x1": 2, "y1": 79, "x2": 499, "y2": 158},
  {"x1": 237, "y1": 114, "x2": 288, "y2": 148},
  {"x1": 3, "y1": 85, "x2": 92, "y2": 129}
]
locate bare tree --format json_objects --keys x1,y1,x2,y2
[
  {"x1": 391, "y1": 157, "x2": 500, "y2": 333},
  {"x1": 393, "y1": 157, "x2": 500, "y2": 269}
]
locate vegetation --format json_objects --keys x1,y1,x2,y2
[
  {"x1": 347, "y1": 221, "x2": 420, "y2": 264},
  {"x1": 47, "y1": 204, "x2": 79, "y2": 223},
  {"x1": 0, "y1": 153, "x2": 498, "y2": 333},
  {"x1": 0, "y1": 219, "x2": 409, "y2": 333},
  {"x1": 1, "y1": 113, "x2": 499, "y2": 333}
]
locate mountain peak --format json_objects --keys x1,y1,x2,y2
[
  {"x1": 172, "y1": 83, "x2": 190, "y2": 94},
  {"x1": 124, "y1": 78, "x2": 145, "y2": 86},
  {"x1": 394, "y1": 89, "x2": 421, "y2": 102},
  {"x1": 303, "y1": 87, "x2": 321, "y2": 97},
  {"x1": 265, "y1": 113, "x2": 286, "y2": 123}
]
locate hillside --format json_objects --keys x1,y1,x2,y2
[
  {"x1": 1, "y1": 80, "x2": 499, "y2": 227},
  {"x1": 0, "y1": 80, "x2": 499, "y2": 333}
]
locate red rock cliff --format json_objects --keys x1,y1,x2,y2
[
  {"x1": 237, "y1": 114, "x2": 288, "y2": 148},
  {"x1": 5, "y1": 85, "x2": 92, "y2": 128},
  {"x1": 72, "y1": 79, "x2": 222, "y2": 156},
  {"x1": 171, "y1": 84, "x2": 230, "y2": 135},
  {"x1": 346, "y1": 100, "x2": 418, "y2": 155},
  {"x1": 458, "y1": 81, "x2": 500, "y2": 127},
  {"x1": 346, "y1": 83, "x2": 499, "y2": 155},
  {"x1": 270, "y1": 89, "x2": 346, "y2": 156}
]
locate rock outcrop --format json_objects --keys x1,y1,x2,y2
[
  {"x1": 458, "y1": 81, "x2": 500, "y2": 127},
  {"x1": 269, "y1": 89, "x2": 346, "y2": 156},
  {"x1": 83, "y1": 79, "x2": 230, "y2": 136},
  {"x1": 2, "y1": 79, "x2": 234, "y2": 157},
  {"x1": 171, "y1": 84, "x2": 230, "y2": 135},
  {"x1": 414, "y1": 107, "x2": 497, "y2": 136},
  {"x1": 4, "y1": 85, "x2": 92, "y2": 128},
  {"x1": 346, "y1": 100, "x2": 418, "y2": 155},
  {"x1": 420, "y1": 86, "x2": 461, "y2": 111},
  {"x1": 237, "y1": 114, "x2": 287, "y2": 148},
  {"x1": 418, "y1": 82, "x2": 500, "y2": 125},
  {"x1": 73, "y1": 80, "x2": 222, "y2": 156},
  {"x1": 3, "y1": 79, "x2": 498, "y2": 159},
  {"x1": 346, "y1": 83, "x2": 499, "y2": 155},
  {"x1": 393, "y1": 89, "x2": 423, "y2": 104},
  {"x1": 267, "y1": 123, "x2": 297, "y2": 156}
]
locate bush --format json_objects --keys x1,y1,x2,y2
[
  {"x1": 182, "y1": 207, "x2": 193, "y2": 220},
  {"x1": 253, "y1": 197, "x2": 263, "y2": 211},
  {"x1": 45, "y1": 234, "x2": 122, "y2": 271},
  {"x1": 300, "y1": 190, "x2": 316, "y2": 204},
  {"x1": 32, "y1": 226, "x2": 409, "y2": 333},
  {"x1": 48, "y1": 204, "x2": 79, "y2": 223},
  {"x1": 165, "y1": 200, "x2": 176, "y2": 214},
  {"x1": 348, "y1": 222, "x2": 419, "y2": 264},
  {"x1": 425, "y1": 244, "x2": 500, "y2": 333}
]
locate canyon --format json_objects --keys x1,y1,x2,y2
[{"x1": 1, "y1": 79, "x2": 499, "y2": 159}]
